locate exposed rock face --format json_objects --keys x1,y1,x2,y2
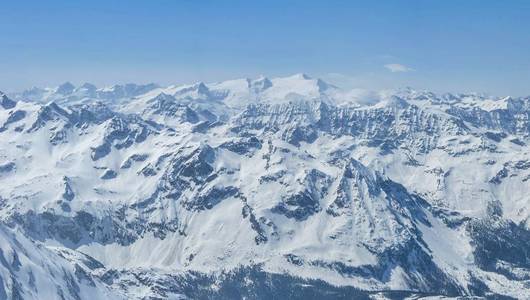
[
  {"x1": 0, "y1": 222, "x2": 124, "y2": 300},
  {"x1": 1, "y1": 76, "x2": 530, "y2": 299},
  {"x1": 0, "y1": 92, "x2": 16, "y2": 109}
]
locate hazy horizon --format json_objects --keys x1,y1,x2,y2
[{"x1": 2, "y1": 1, "x2": 530, "y2": 96}]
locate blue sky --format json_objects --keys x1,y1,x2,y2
[{"x1": 1, "y1": 1, "x2": 530, "y2": 95}]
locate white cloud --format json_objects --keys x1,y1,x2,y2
[
  {"x1": 342, "y1": 88, "x2": 384, "y2": 106},
  {"x1": 384, "y1": 63, "x2": 414, "y2": 73}
]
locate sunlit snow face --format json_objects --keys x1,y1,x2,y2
[{"x1": 1, "y1": 74, "x2": 529, "y2": 299}]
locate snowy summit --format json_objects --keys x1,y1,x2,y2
[{"x1": 0, "y1": 74, "x2": 529, "y2": 299}]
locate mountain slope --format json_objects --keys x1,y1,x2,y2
[
  {"x1": 0, "y1": 222, "x2": 124, "y2": 300},
  {"x1": 1, "y1": 77, "x2": 530, "y2": 299}
]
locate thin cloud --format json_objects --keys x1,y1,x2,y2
[{"x1": 384, "y1": 63, "x2": 414, "y2": 73}]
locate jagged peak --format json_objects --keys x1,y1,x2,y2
[
  {"x1": 284, "y1": 73, "x2": 335, "y2": 91},
  {"x1": 395, "y1": 87, "x2": 500, "y2": 105},
  {"x1": 316, "y1": 78, "x2": 332, "y2": 92},
  {"x1": 56, "y1": 82, "x2": 76, "y2": 95},
  {"x1": 173, "y1": 82, "x2": 210, "y2": 97},
  {"x1": 195, "y1": 82, "x2": 209, "y2": 93},
  {"x1": 36, "y1": 102, "x2": 72, "y2": 121},
  {"x1": 72, "y1": 100, "x2": 114, "y2": 116},
  {"x1": 343, "y1": 158, "x2": 378, "y2": 187},
  {"x1": 77, "y1": 82, "x2": 97, "y2": 91},
  {"x1": 151, "y1": 92, "x2": 176, "y2": 102},
  {"x1": 0, "y1": 91, "x2": 16, "y2": 109},
  {"x1": 248, "y1": 76, "x2": 273, "y2": 92}
]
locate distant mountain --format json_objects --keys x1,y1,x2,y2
[
  {"x1": 1, "y1": 75, "x2": 529, "y2": 299},
  {"x1": 13, "y1": 83, "x2": 160, "y2": 105}
]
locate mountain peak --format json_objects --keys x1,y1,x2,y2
[
  {"x1": 2, "y1": 76, "x2": 530, "y2": 299},
  {"x1": 151, "y1": 92, "x2": 176, "y2": 102},
  {"x1": 249, "y1": 76, "x2": 272, "y2": 92},
  {"x1": 78, "y1": 82, "x2": 97, "y2": 91},
  {"x1": 0, "y1": 91, "x2": 16, "y2": 109},
  {"x1": 173, "y1": 82, "x2": 210, "y2": 98},
  {"x1": 291, "y1": 73, "x2": 312, "y2": 80},
  {"x1": 196, "y1": 82, "x2": 209, "y2": 93},
  {"x1": 56, "y1": 82, "x2": 75, "y2": 95}
]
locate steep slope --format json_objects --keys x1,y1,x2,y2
[
  {"x1": 1, "y1": 77, "x2": 530, "y2": 299},
  {"x1": 0, "y1": 222, "x2": 124, "y2": 300}
]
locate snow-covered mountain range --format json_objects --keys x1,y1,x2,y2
[{"x1": 0, "y1": 74, "x2": 529, "y2": 299}]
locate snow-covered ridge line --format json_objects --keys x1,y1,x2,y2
[
  {"x1": 0, "y1": 75, "x2": 529, "y2": 299},
  {"x1": 11, "y1": 73, "x2": 524, "y2": 110}
]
